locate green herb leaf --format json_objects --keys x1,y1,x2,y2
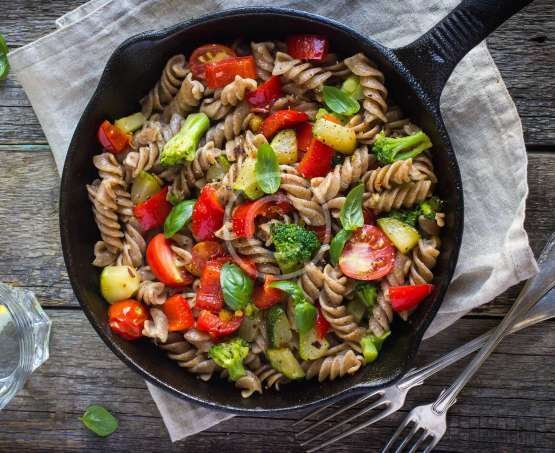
[
  {"x1": 79, "y1": 405, "x2": 118, "y2": 437},
  {"x1": 323, "y1": 85, "x2": 360, "y2": 116},
  {"x1": 268, "y1": 280, "x2": 307, "y2": 305},
  {"x1": 294, "y1": 302, "x2": 317, "y2": 334},
  {"x1": 164, "y1": 199, "x2": 196, "y2": 238},
  {"x1": 220, "y1": 263, "x2": 254, "y2": 311},
  {"x1": 0, "y1": 35, "x2": 9, "y2": 81},
  {"x1": 255, "y1": 143, "x2": 280, "y2": 194},
  {"x1": 329, "y1": 229, "x2": 352, "y2": 266},
  {"x1": 340, "y1": 183, "x2": 364, "y2": 231}
]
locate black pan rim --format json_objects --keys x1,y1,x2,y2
[{"x1": 60, "y1": 6, "x2": 463, "y2": 414}]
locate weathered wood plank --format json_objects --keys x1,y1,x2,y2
[
  {"x1": 0, "y1": 0, "x2": 553, "y2": 145},
  {"x1": 0, "y1": 311, "x2": 552, "y2": 452},
  {"x1": 1, "y1": 149, "x2": 553, "y2": 312}
]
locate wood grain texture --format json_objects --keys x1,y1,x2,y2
[
  {"x1": 0, "y1": 310, "x2": 553, "y2": 452},
  {"x1": 0, "y1": 0, "x2": 553, "y2": 145}
]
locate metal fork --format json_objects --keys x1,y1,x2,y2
[
  {"x1": 295, "y1": 233, "x2": 555, "y2": 452},
  {"x1": 382, "y1": 233, "x2": 555, "y2": 452}
]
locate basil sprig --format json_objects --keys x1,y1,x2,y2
[
  {"x1": 220, "y1": 263, "x2": 254, "y2": 311},
  {"x1": 80, "y1": 405, "x2": 118, "y2": 437},
  {"x1": 323, "y1": 85, "x2": 360, "y2": 116},
  {"x1": 340, "y1": 183, "x2": 364, "y2": 231},
  {"x1": 164, "y1": 199, "x2": 196, "y2": 238},
  {"x1": 255, "y1": 143, "x2": 280, "y2": 194},
  {"x1": 0, "y1": 34, "x2": 9, "y2": 81},
  {"x1": 329, "y1": 229, "x2": 353, "y2": 266},
  {"x1": 268, "y1": 280, "x2": 316, "y2": 333}
]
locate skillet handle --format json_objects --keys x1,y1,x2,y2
[{"x1": 392, "y1": 0, "x2": 533, "y2": 105}]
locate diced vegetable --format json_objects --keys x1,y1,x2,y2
[
  {"x1": 295, "y1": 122, "x2": 313, "y2": 156},
  {"x1": 377, "y1": 217, "x2": 420, "y2": 253},
  {"x1": 191, "y1": 185, "x2": 225, "y2": 241},
  {"x1": 389, "y1": 284, "x2": 434, "y2": 312},
  {"x1": 208, "y1": 337, "x2": 249, "y2": 380},
  {"x1": 255, "y1": 143, "x2": 280, "y2": 194},
  {"x1": 232, "y1": 194, "x2": 292, "y2": 238},
  {"x1": 108, "y1": 299, "x2": 148, "y2": 340},
  {"x1": 114, "y1": 112, "x2": 146, "y2": 133},
  {"x1": 315, "y1": 307, "x2": 331, "y2": 339},
  {"x1": 160, "y1": 113, "x2": 210, "y2": 165},
  {"x1": 297, "y1": 136, "x2": 334, "y2": 179},
  {"x1": 100, "y1": 266, "x2": 140, "y2": 303},
  {"x1": 161, "y1": 294, "x2": 194, "y2": 332},
  {"x1": 189, "y1": 241, "x2": 227, "y2": 276},
  {"x1": 146, "y1": 233, "x2": 195, "y2": 287},
  {"x1": 246, "y1": 75, "x2": 283, "y2": 108},
  {"x1": 164, "y1": 199, "x2": 196, "y2": 238},
  {"x1": 205, "y1": 56, "x2": 257, "y2": 89},
  {"x1": 190, "y1": 44, "x2": 236, "y2": 80},
  {"x1": 266, "y1": 305, "x2": 293, "y2": 348},
  {"x1": 130, "y1": 171, "x2": 162, "y2": 205},
  {"x1": 195, "y1": 257, "x2": 229, "y2": 312},
  {"x1": 220, "y1": 263, "x2": 254, "y2": 311},
  {"x1": 97, "y1": 120, "x2": 129, "y2": 154},
  {"x1": 270, "y1": 129, "x2": 298, "y2": 164},
  {"x1": 232, "y1": 157, "x2": 264, "y2": 200},
  {"x1": 347, "y1": 298, "x2": 367, "y2": 322},
  {"x1": 196, "y1": 309, "x2": 243, "y2": 339},
  {"x1": 299, "y1": 326, "x2": 330, "y2": 360},
  {"x1": 286, "y1": 34, "x2": 329, "y2": 61},
  {"x1": 133, "y1": 187, "x2": 172, "y2": 231},
  {"x1": 266, "y1": 348, "x2": 305, "y2": 379},
  {"x1": 341, "y1": 75, "x2": 364, "y2": 100},
  {"x1": 80, "y1": 405, "x2": 119, "y2": 437},
  {"x1": 322, "y1": 85, "x2": 360, "y2": 116},
  {"x1": 360, "y1": 331, "x2": 390, "y2": 364},
  {"x1": 372, "y1": 130, "x2": 432, "y2": 165},
  {"x1": 339, "y1": 225, "x2": 396, "y2": 281},
  {"x1": 253, "y1": 276, "x2": 286, "y2": 309},
  {"x1": 354, "y1": 283, "x2": 378, "y2": 309},
  {"x1": 312, "y1": 117, "x2": 357, "y2": 154},
  {"x1": 294, "y1": 302, "x2": 317, "y2": 334},
  {"x1": 262, "y1": 110, "x2": 309, "y2": 139}
]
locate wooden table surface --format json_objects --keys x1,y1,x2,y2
[{"x1": 1, "y1": 1, "x2": 554, "y2": 451}]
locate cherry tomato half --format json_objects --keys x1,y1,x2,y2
[
  {"x1": 339, "y1": 225, "x2": 396, "y2": 281},
  {"x1": 108, "y1": 299, "x2": 148, "y2": 341},
  {"x1": 196, "y1": 309, "x2": 243, "y2": 339},
  {"x1": 146, "y1": 233, "x2": 195, "y2": 287},
  {"x1": 97, "y1": 120, "x2": 129, "y2": 154},
  {"x1": 189, "y1": 44, "x2": 236, "y2": 80}
]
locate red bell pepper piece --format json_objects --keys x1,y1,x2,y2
[
  {"x1": 195, "y1": 257, "x2": 230, "y2": 312},
  {"x1": 246, "y1": 75, "x2": 283, "y2": 108},
  {"x1": 191, "y1": 185, "x2": 225, "y2": 241},
  {"x1": 315, "y1": 307, "x2": 331, "y2": 339},
  {"x1": 252, "y1": 276, "x2": 286, "y2": 309},
  {"x1": 389, "y1": 284, "x2": 434, "y2": 313},
  {"x1": 133, "y1": 187, "x2": 172, "y2": 231},
  {"x1": 297, "y1": 138, "x2": 334, "y2": 178},
  {"x1": 232, "y1": 194, "x2": 292, "y2": 238},
  {"x1": 234, "y1": 256, "x2": 258, "y2": 279},
  {"x1": 286, "y1": 34, "x2": 329, "y2": 61},
  {"x1": 189, "y1": 43, "x2": 236, "y2": 80},
  {"x1": 162, "y1": 294, "x2": 194, "y2": 332},
  {"x1": 196, "y1": 309, "x2": 243, "y2": 339},
  {"x1": 108, "y1": 299, "x2": 148, "y2": 341},
  {"x1": 262, "y1": 110, "x2": 309, "y2": 139},
  {"x1": 295, "y1": 122, "x2": 313, "y2": 157},
  {"x1": 205, "y1": 56, "x2": 257, "y2": 89},
  {"x1": 146, "y1": 233, "x2": 195, "y2": 287},
  {"x1": 97, "y1": 120, "x2": 129, "y2": 154}
]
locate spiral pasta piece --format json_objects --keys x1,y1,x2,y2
[
  {"x1": 311, "y1": 147, "x2": 372, "y2": 203},
  {"x1": 230, "y1": 237, "x2": 280, "y2": 275},
  {"x1": 142, "y1": 308, "x2": 169, "y2": 343},
  {"x1": 280, "y1": 165, "x2": 325, "y2": 226},
  {"x1": 183, "y1": 328, "x2": 213, "y2": 352},
  {"x1": 93, "y1": 153, "x2": 126, "y2": 189},
  {"x1": 116, "y1": 220, "x2": 146, "y2": 268},
  {"x1": 319, "y1": 54, "x2": 350, "y2": 78},
  {"x1": 87, "y1": 179, "x2": 124, "y2": 253},
  {"x1": 140, "y1": 54, "x2": 189, "y2": 118},
  {"x1": 409, "y1": 237, "x2": 440, "y2": 284},
  {"x1": 137, "y1": 280, "x2": 167, "y2": 306},
  {"x1": 161, "y1": 72, "x2": 205, "y2": 122},
  {"x1": 364, "y1": 180, "x2": 432, "y2": 213},
  {"x1": 160, "y1": 333, "x2": 218, "y2": 381},
  {"x1": 204, "y1": 101, "x2": 253, "y2": 148},
  {"x1": 345, "y1": 113, "x2": 383, "y2": 144},
  {"x1": 364, "y1": 159, "x2": 417, "y2": 193},
  {"x1": 418, "y1": 213, "x2": 445, "y2": 237},
  {"x1": 304, "y1": 349, "x2": 364, "y2": 382},
  {"x1": 235, "y1": 370, "x2": 263, "y2": 398},
  {"x1": 298, "y1": 262, "x2": 325, "y2": 302},
  {"x1": 251, "y1": 41, "x2": 276, "y2": 80},
  {"x1": 272, "y1": 52, "x2": 332, "y2": 93},
  {"x1": 124, "y1": 145, "x2": 160, "y2": 180},
  {"x1": 255, "y1": 364, "x2": 288, "y2": 390},
  {"x1": 92, "y1": 241, "x2": 117, "y2": 267},
  {"x1": 270, "y1": 94, "x2": 319, "y2": 120}
]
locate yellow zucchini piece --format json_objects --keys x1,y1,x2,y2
[{"x1": 313, "y1": 117, "x2": 357, "y2": 154}]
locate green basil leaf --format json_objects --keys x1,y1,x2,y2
[
  {"x1": 294, "y1": 302, "x2": 317, "y2": 334},
  {"x1": 79, "y1": 405, "x2": 118, "y2": 437},
  {"x1": 268, "y1": 280, "x2": 307, "y2": 305},
  {"x1": 323, "y1": 85, "x2": 360, "y2": 116},
  {"x1": 329, "y1": 229, "x2": 353, "y2": 266},
  {"x1": 255, "y1": 143, "x2": 281, "y2": 194},
  {"x1": 220, "y1": 263, "x2": 253, "y2": 311},
  {"x1": 340, "y1": 183, "x2": 364, "y2": 231},
  {"x1": 164, "y1": 199, "x2": 196, "y2": 238}
]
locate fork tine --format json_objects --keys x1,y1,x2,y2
[
  {"x1": 300, "y1": 395, "x2": 387, "y2": 445},
  {"x1": 306, "y1": 402, "x2": 397, "y2": 453},
  {"x1": 407, "y1": 431, "x2": 429, "y2": 453},
  {"x1": 393, "y1": 423, "x2": 418, "y2": 453},
  {"x1": 381, "y1": 415, "x2": 413, "y2": 453},
  {"x1": 291, "y1": 402, "x2": 334, "y2": 427},
  {"x1": 422, "y1": 435, "x2": 439, "y2": 453}
]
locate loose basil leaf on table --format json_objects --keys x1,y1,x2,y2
[
  {"x1": 255, "y1": 143, "x2": 280, "y2": 194},
  {"x1": 294, "y1": 302, "x2": 317, "y2": 334},
  {"x1": 79, "y1": 405, "x2": 118, "y2": 437},
  {"x1": 164, "y1": 199, "x2": 196, "y2": 238},
  {"x1": 268, "y1": 280, "x2": 307, "y2": 305},
  {"x1": 322, "y1": 85, "x2": 360, "y2": 116},
  {"x1": 0, "y1": 34, "x2": 9, "y2": 81},
  {"x1": 329, "y1": 228, "x2": 353, "y2": 266},
  {"x1": 220, "y1": 262, "x2": 254, "y2": 311},
  {"x1": 339, "y1": 183, "x2": 364, "y2": 231}
]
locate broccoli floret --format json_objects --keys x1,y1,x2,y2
[
  {"x1": 360, "y1": 331, "x2": 391, "y2": 364},
  {"x1": 355, "y1": 283, "x2": 377, "y2": 309},
  {"x1": 271, "y1": 223, "x2": 321, "y2": 274},
  {"x1": 419, "y1": 196, "x2": 443, "y2": 219},
  {"x1": 372, "y1": 130, "x2": 432, "y2": 165},
  {"x1": 208, "y1": 337, "x2": 249, "y2": 381},
  {"x1": 386, "y1": 208, "x2": 420, "y2": 228},
  {"x1": 160, "y1": 112, "x2": 210, "y2": 166}
]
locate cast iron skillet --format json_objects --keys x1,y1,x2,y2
[{"x1": 60, "y1": 0, "x2": 532, "y2": 413}]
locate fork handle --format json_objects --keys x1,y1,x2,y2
[{"x1": 432, "y1": 234, "x2": 555, "y2": 414}]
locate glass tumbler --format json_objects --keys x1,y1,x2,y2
[{"x1": 0, "y1": 283, "x2": 51, "y2": 410}]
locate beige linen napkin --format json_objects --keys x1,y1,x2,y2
[{"x1": 8, "y1": 0, "x2": 538, "y2": 442}]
